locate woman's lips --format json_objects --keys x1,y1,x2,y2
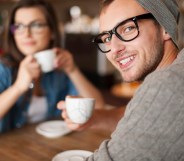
[{"x1": 22, "y1": 42, "x2": 35, "y2": 46}]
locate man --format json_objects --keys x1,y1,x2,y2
[{"x1": 58, "y1": 0, "x2": 184, "y2": 160}]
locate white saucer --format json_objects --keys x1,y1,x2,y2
[
  {"x1": 52, "y1": 150, "x2": 93, "y2": 161},
  {"x1": 36, "y1": 120, "x2": 71, "y2": 138}
]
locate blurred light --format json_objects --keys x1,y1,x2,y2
[{"x1": 70, "y1": 6, "x2": 81, "y2": 19}]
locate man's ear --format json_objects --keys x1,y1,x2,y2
[{"x1": 163, "y1": 30, "x2": 171, "y2": 41}]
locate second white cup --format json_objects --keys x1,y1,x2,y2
[
  {"x1": 34, "y1": 49, "x2": 56, "y2": 73},
  {"x1": 65, "y1": 97, "x2": 95, "y2": 124}
]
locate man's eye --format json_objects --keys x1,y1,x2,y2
[
  {"x1": 104, "y1": 37, "x2": 111, "y2": 43},
  {"x1": 101, "y1": 35, "x2": 111, "y2": 43},
  {"x1": 124, "y1": 26, "x2": 136, "y2": 33}
]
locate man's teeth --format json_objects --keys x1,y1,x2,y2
[{"x1": 120, "y1": 56, "x2": 134, "y2": 65}]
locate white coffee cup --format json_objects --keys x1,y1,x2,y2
[
  {"x1": 65, "y1": 97, "x2": 95, "y2": 124},
  {"x1": 69, "y1": 156, "x2": 85, "y2": 161},
  {"x1": 34, "y1": 49, "x2": 56, "y2": 73}
]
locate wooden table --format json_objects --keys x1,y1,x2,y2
[{"x1": 0, "y1": 122, "x2": 111, "y2": 161}]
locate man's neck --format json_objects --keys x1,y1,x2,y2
[{"x1": 157, "y1": 41, "x2": 178, "y2": 69}]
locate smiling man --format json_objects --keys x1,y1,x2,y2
[
  {"x1": 95, "y1": 0, "x2": 179, "y2": 82},
  {"x1": 58, "y1": 0, "x2": 184, "y2": 160}
]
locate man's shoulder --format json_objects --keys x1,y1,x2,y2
[
  {"x1": 146, "y1": 49, "x2": 184, "y2": 83},
  {"x1": 139, "y1": 60, "x2": 184, "y2": 98}
]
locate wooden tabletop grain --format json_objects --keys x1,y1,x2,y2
[{"x1": 0, "y1": 122, "x2": 111, "y2": 161}]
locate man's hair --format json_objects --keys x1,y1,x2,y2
[
  {"x1": 100, "y1": 0, "x2": 180, "y2": 48},
  {"x1": 100, "y1": 0, "x2": 114, "y2": 10}
]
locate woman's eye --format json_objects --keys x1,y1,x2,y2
[
  {"x1": 15, "y1": 24, "x2": 24, "y2": 30},
  {"x1": 32, "y1": 23, "x2": 42, "y2": 28}
]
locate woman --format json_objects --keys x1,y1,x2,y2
[{"x1": 0, "y1": 0, "x2": 104, "y2": 133}]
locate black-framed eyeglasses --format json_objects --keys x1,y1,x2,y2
[
  {"x1": 10, "y1": 21, "x2": 48, "y2": 35},
  {"x1": 92, "y1": 13, "x2": 155, "y2": 53}
]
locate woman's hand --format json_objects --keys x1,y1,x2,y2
[
  {"x1": 13, "y1": 55, "x2": 41, "y2": 94},
  {"x1": 53, "y1": 48, "x2": 76, "y2": 74}
]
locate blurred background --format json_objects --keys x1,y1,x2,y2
[{"x1": 0, "y1": 0, "x2": 184, "y2": 107}]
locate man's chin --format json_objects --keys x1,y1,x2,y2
[{"x1": 121, "y1": 73, "x2": 139, "y2": 83}]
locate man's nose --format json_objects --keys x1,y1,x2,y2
[{"x1": 110, "y1": 34, "x2": 126, "y2": 54}]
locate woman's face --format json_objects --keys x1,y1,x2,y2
[{"x1": 13, "y1": 7, "x2": 52, "y2": 56}]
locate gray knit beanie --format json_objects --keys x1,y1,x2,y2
[{"x1": 136, "y1": 0, "x2": 180, "y2": 48}]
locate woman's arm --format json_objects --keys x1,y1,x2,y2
[
  {"x1": 66, "y1": 67, "x2": 105, "y2": 109},
  {"x1": 0, "y1": 55, "x2": 41, "y2": 118},
  {"x1": 54, "y1": 48, "x2": 105, "y2": 109},
  {"x1": 0, "y1": 85, "x2": 23, "y2": 118}
]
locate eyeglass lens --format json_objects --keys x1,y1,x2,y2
[
  {"x1": 93, "y1": 13, "x2": 154, "y2": 53},
  {"x1": 96, "y1": 19, "x2": 138, "y2": 53},
  {"x1": 11, "y1": 22, "x2": 47, "y2": 35}
]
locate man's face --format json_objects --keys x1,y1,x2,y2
[{"x1": 99, "y1": 0, "x2": 164, "y2": 82}]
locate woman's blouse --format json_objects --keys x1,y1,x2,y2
[{"x1": 0, "y1": 63, "x2": 78, "y2": 133}]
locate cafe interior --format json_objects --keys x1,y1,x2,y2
[
  {"x1": 0, "y1": 0, "x2": 184, "y2": 106},
  {"x1": 0, "y1": 0, "x2": 184, "y2": 160}
]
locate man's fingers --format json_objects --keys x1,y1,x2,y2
[{"x1": 57, "y1": 101, "x2": 65, "y2": 110}]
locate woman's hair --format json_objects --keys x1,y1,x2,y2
[{"x1": 2, "y1": 0, "x2": 61, "y2": 67}]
